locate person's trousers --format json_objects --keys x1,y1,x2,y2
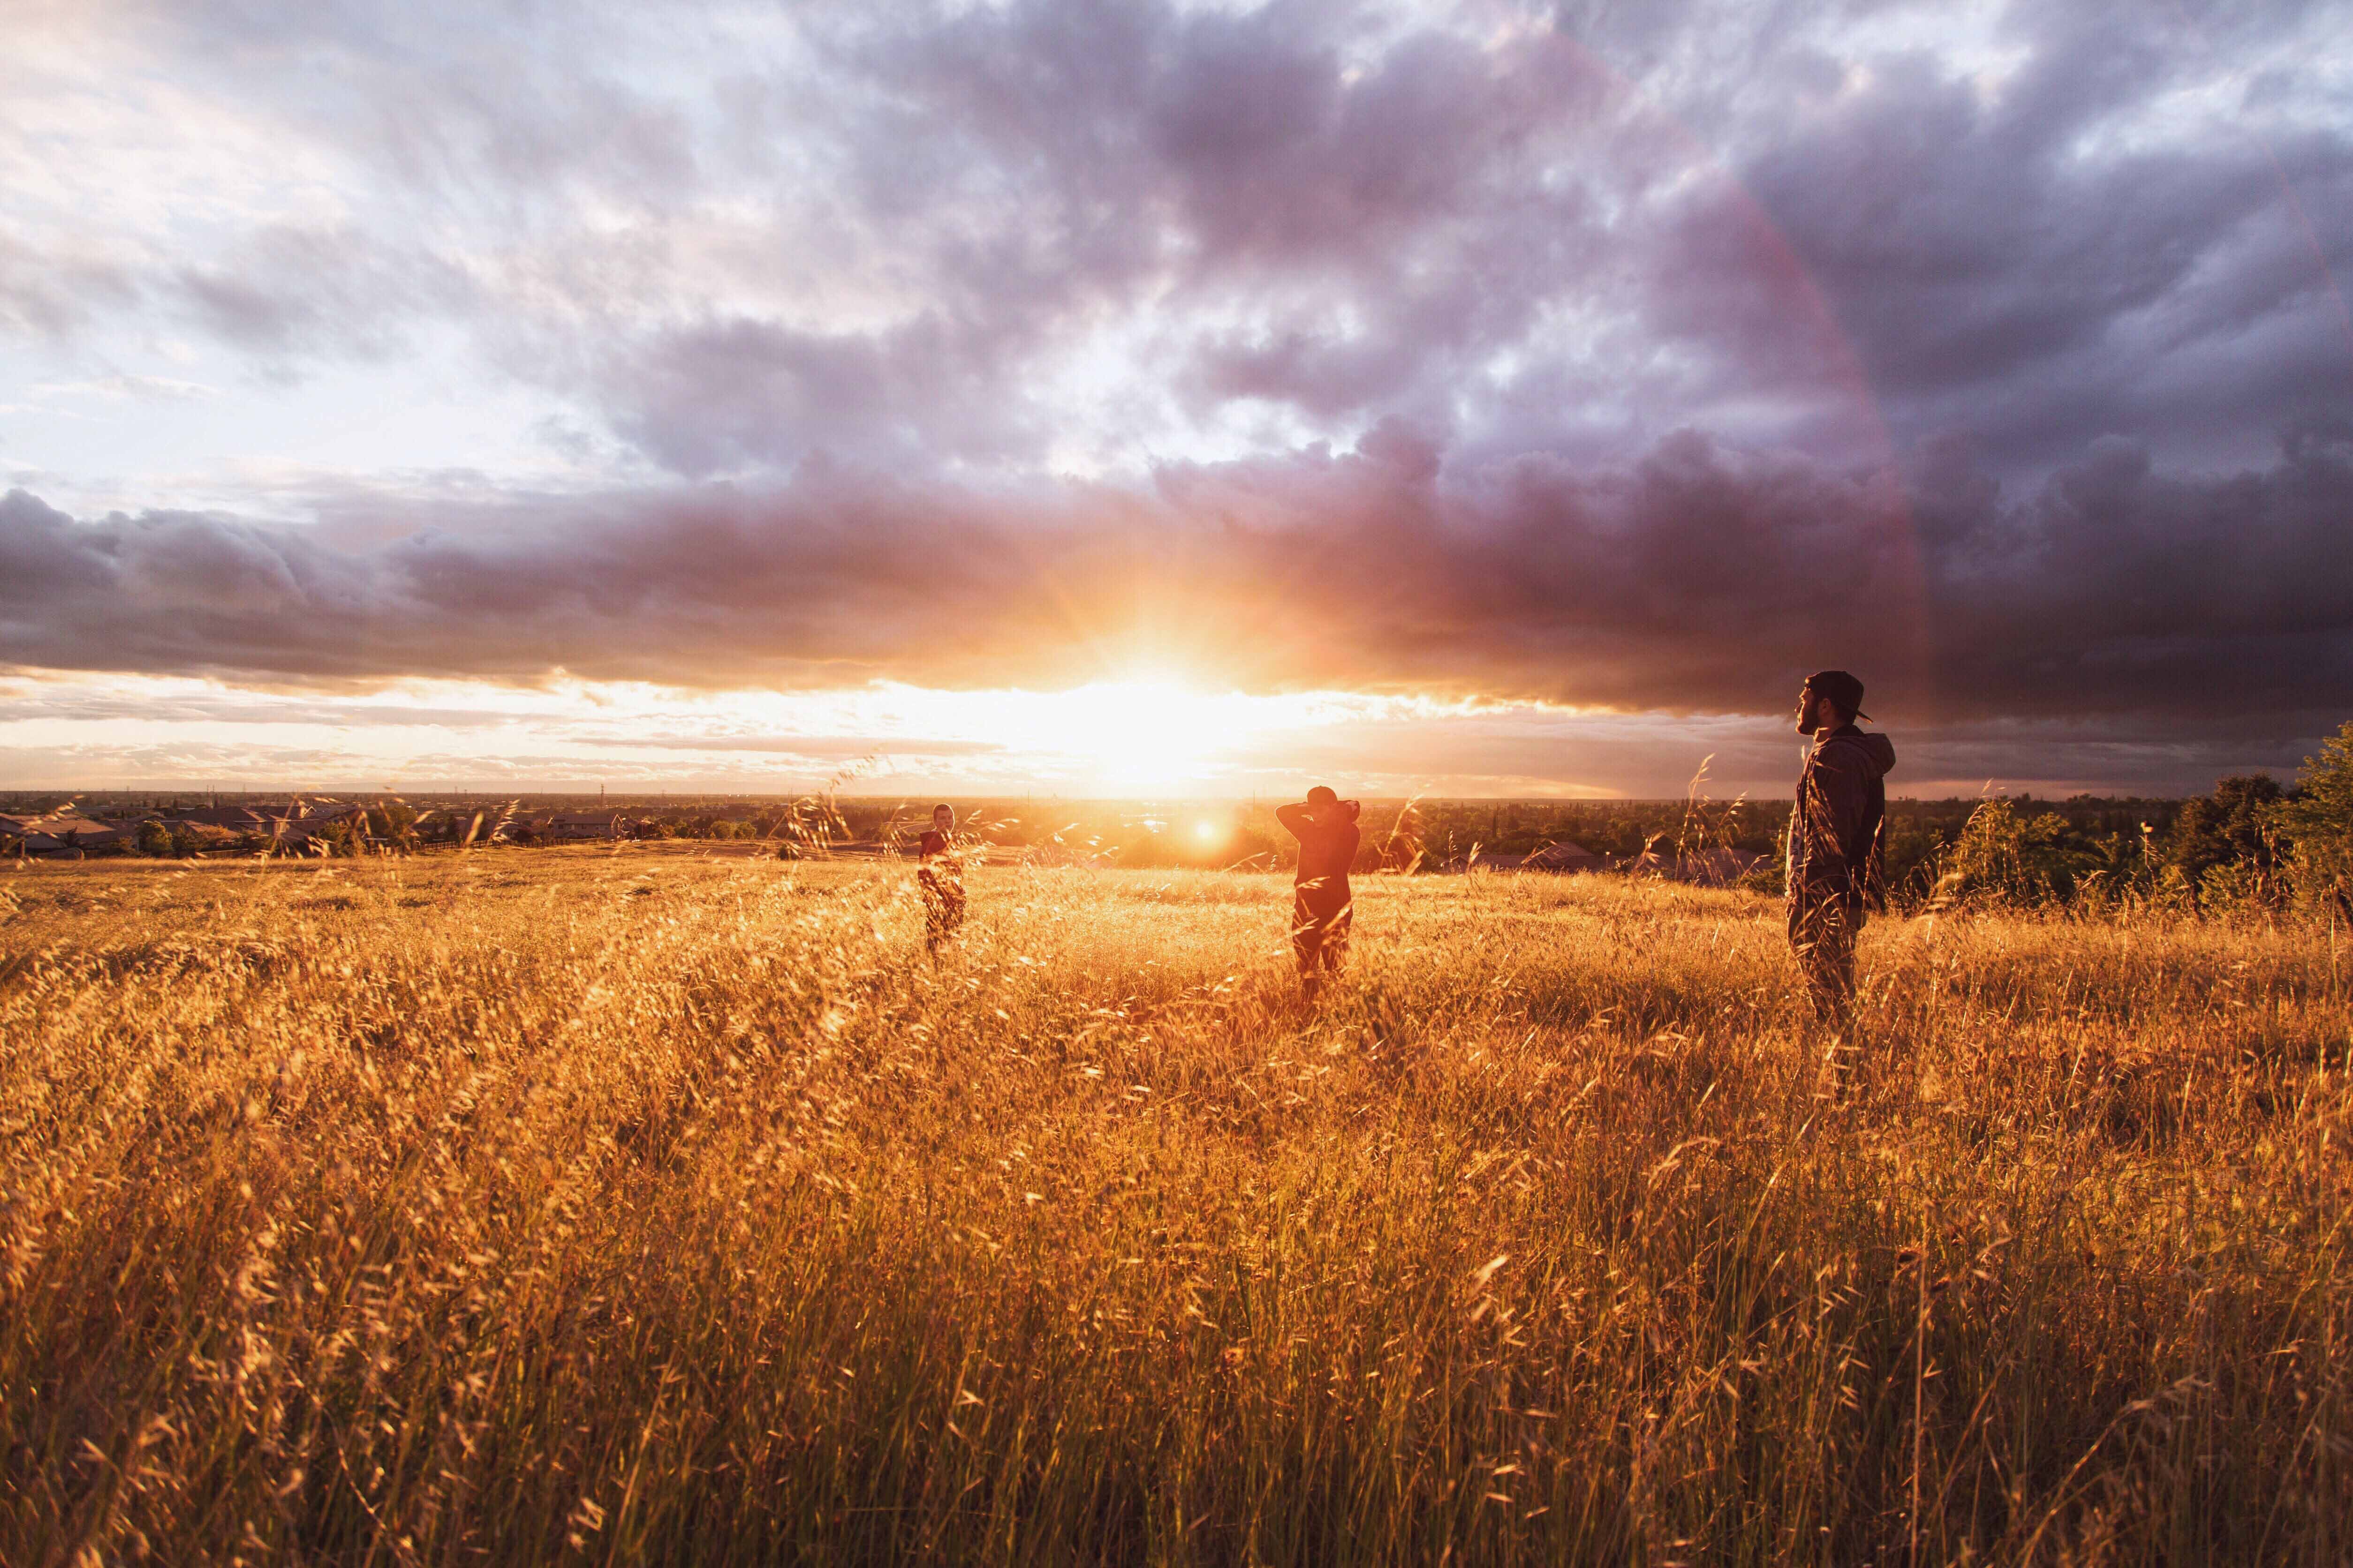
[
  {"x1": 921, "y1": 870, "x2": 965, "y2": 944},
  {"x1": 1786, "y1": 891, "x2": 1859, "y2": 1022},
  {"x1": 1292, "y1": 893, "x2": 1352, "y2": 975}
]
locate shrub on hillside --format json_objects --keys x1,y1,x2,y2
[
  {"x1": 1736, "y1": 844, "x2": 1786, "y2": 898},
  {"x1": 1929, "y1": 799, "x2": 2084, "y2": 908},
  {"x1": 1880, "y1": 818, "x2": 1948, "y2": 906}
]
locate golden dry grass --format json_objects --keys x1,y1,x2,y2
[{"x1": 3, "y1": 848, "x2": 2349, "y2": 1564}]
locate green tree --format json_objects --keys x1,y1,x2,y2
[
  {"x1": 2164, "y1": 775, "x2": 2285, "y2": 904},
  {"x1": 134, "y1": 819, "x2": 172, "y2": 857},
  {"x1": 2274, "y1": 720, "x2": 2353, "y2": 911}
]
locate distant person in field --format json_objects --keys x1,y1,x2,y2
[
  {"x1": 918, "y1": 803, "x2": 966, "y2": 954},
  {"x1": 1786, "y1": 671, "x2": 1896, "y2": 1025},
  {"x1": 1277, "y1": 786, "x2": 1361, "y2": 999}
]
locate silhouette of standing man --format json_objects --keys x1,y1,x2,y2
[
  {"x1": 918, "y1": 803, "x2": 966, "y2": 954},
  {"x1": 1277, "y1": 786, "x2": 1360, "y2": 999},
  {"x1": 1787, "y1": 671, "x2": 1895, "y2": 1025}
]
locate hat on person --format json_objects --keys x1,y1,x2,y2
[
  {"x1": 1306, "y1": 785, "x2": 1339, "y2": 806},
  {"x1": 1802, "y1": 670, "x2": 1869, "y2": 721}
]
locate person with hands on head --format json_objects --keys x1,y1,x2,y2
[
  {"x1": 1786, "y1": 671, "x2": 1896, "y2": 1027},
  {"x1": 918, "y1": 803, "x2": 966, "y2": 955},
  {"x1": 1276, "y1": 785, "x2": 1361, "y2": 1000}
]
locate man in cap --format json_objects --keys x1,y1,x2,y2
[
  {"x1": 1275, "y1": 785, "x2": 1361, "y2": 999},
  {"x1": 1786, "y1": 671, "x2": 1896, "y2": 1025}
]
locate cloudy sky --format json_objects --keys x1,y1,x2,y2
[{"x1": 3, "y1": 0, "x2": 2349, "y2": 799}]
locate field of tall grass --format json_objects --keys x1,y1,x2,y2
[{"x1": 4, "y1": 848, "x2": 2349, "y2": 1564}]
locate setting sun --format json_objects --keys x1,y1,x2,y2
[
  {"x1": 934, "y1": 676, "x2": 1329, "y2": 793},
  {"x1": 1047, "y1": 679, "x2": 1226, "y2": 789}
]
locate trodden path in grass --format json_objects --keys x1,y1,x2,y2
[{"x1": 4, "y1": 851, "x2": 2349, "y2": 1564}]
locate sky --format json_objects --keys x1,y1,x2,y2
[{"x1": 3, "y1": 0, "x2": 2350, "y2": 799}]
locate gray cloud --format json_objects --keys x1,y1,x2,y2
[
  {"x1": 173, "y1": 227, "x2": 476, "y2": 361},
  {"x1": 4, "y1": 421, "x2": 2347, "y2": 723},
  {"x1": 1719, "y1": 9, "x2": 2353, "y2": 475},
  {"x1": 603, "y1": 315, "x2": 1052, "y2": 477},
  {"x1": 560, "y1": 0, "x2": 2349, "y2": 483},
  {"x1": 0, "y1": 233, "x2": 137, "y2": 337}
]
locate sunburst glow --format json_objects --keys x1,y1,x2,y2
[{"x1": 975, "y1": 679, "x2": 1274, "y2": 791}]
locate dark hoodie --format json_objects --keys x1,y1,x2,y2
[
  {"x1": 1788, "y1": 725, "x2": 1897, "y2": 913},
  {"x1": 1277, "y1": 800, "x2": 1361, "y2": 916}
]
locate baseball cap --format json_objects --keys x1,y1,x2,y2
[{"x1": 1802, "y1": 670, "x2": 1870, "y2": 721}]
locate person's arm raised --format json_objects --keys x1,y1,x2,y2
[{"x1": 1275, "y1": 802, "x2": 1312, "y2": 838}]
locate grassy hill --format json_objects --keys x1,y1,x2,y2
[{"x1": 3, "y1": 850, "x2": 2347, "y2": 1563}]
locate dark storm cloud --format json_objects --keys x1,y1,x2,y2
[
  {"x1": 5, "y1": 421, "x2": 2348, "y2": 721},
  {"x1": 1232, "y1": 708, "x2": 2339, "y2": 799},
  {"x1": 1720, "y1": 7, "x2": 2353, "y2": 473}
]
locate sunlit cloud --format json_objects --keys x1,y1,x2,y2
[
  {"x1": 0, "y1": 671, "x2": 1501, "y2": 796},
  {"x1": 2, "y1": 668, "x2": 2326, "y2": 800}
]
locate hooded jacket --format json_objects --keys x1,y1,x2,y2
[
  {"x1": 1788, "y1": 725, "x2": 1897, "y2": 913},
  {"x1": 1277, "y1": 800, "x2": 1361, "y2": 915}
]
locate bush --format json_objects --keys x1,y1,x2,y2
[
  {"x1": 2197, "y1": 859, "x2": 2277, "y2": 912},
  {"x1": 1880, "y1": 819, "x2": 1947, "y2": 906},
  {"x1": 1735, "y1": 847, "x2": 1785, "y2": 898},
  {"x1": 1930, "y1": 799, "x2": 2081, "y2": 908},
  {"x1": 2067, "y1": 826, "x2": 2161, "y2": 912}
]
